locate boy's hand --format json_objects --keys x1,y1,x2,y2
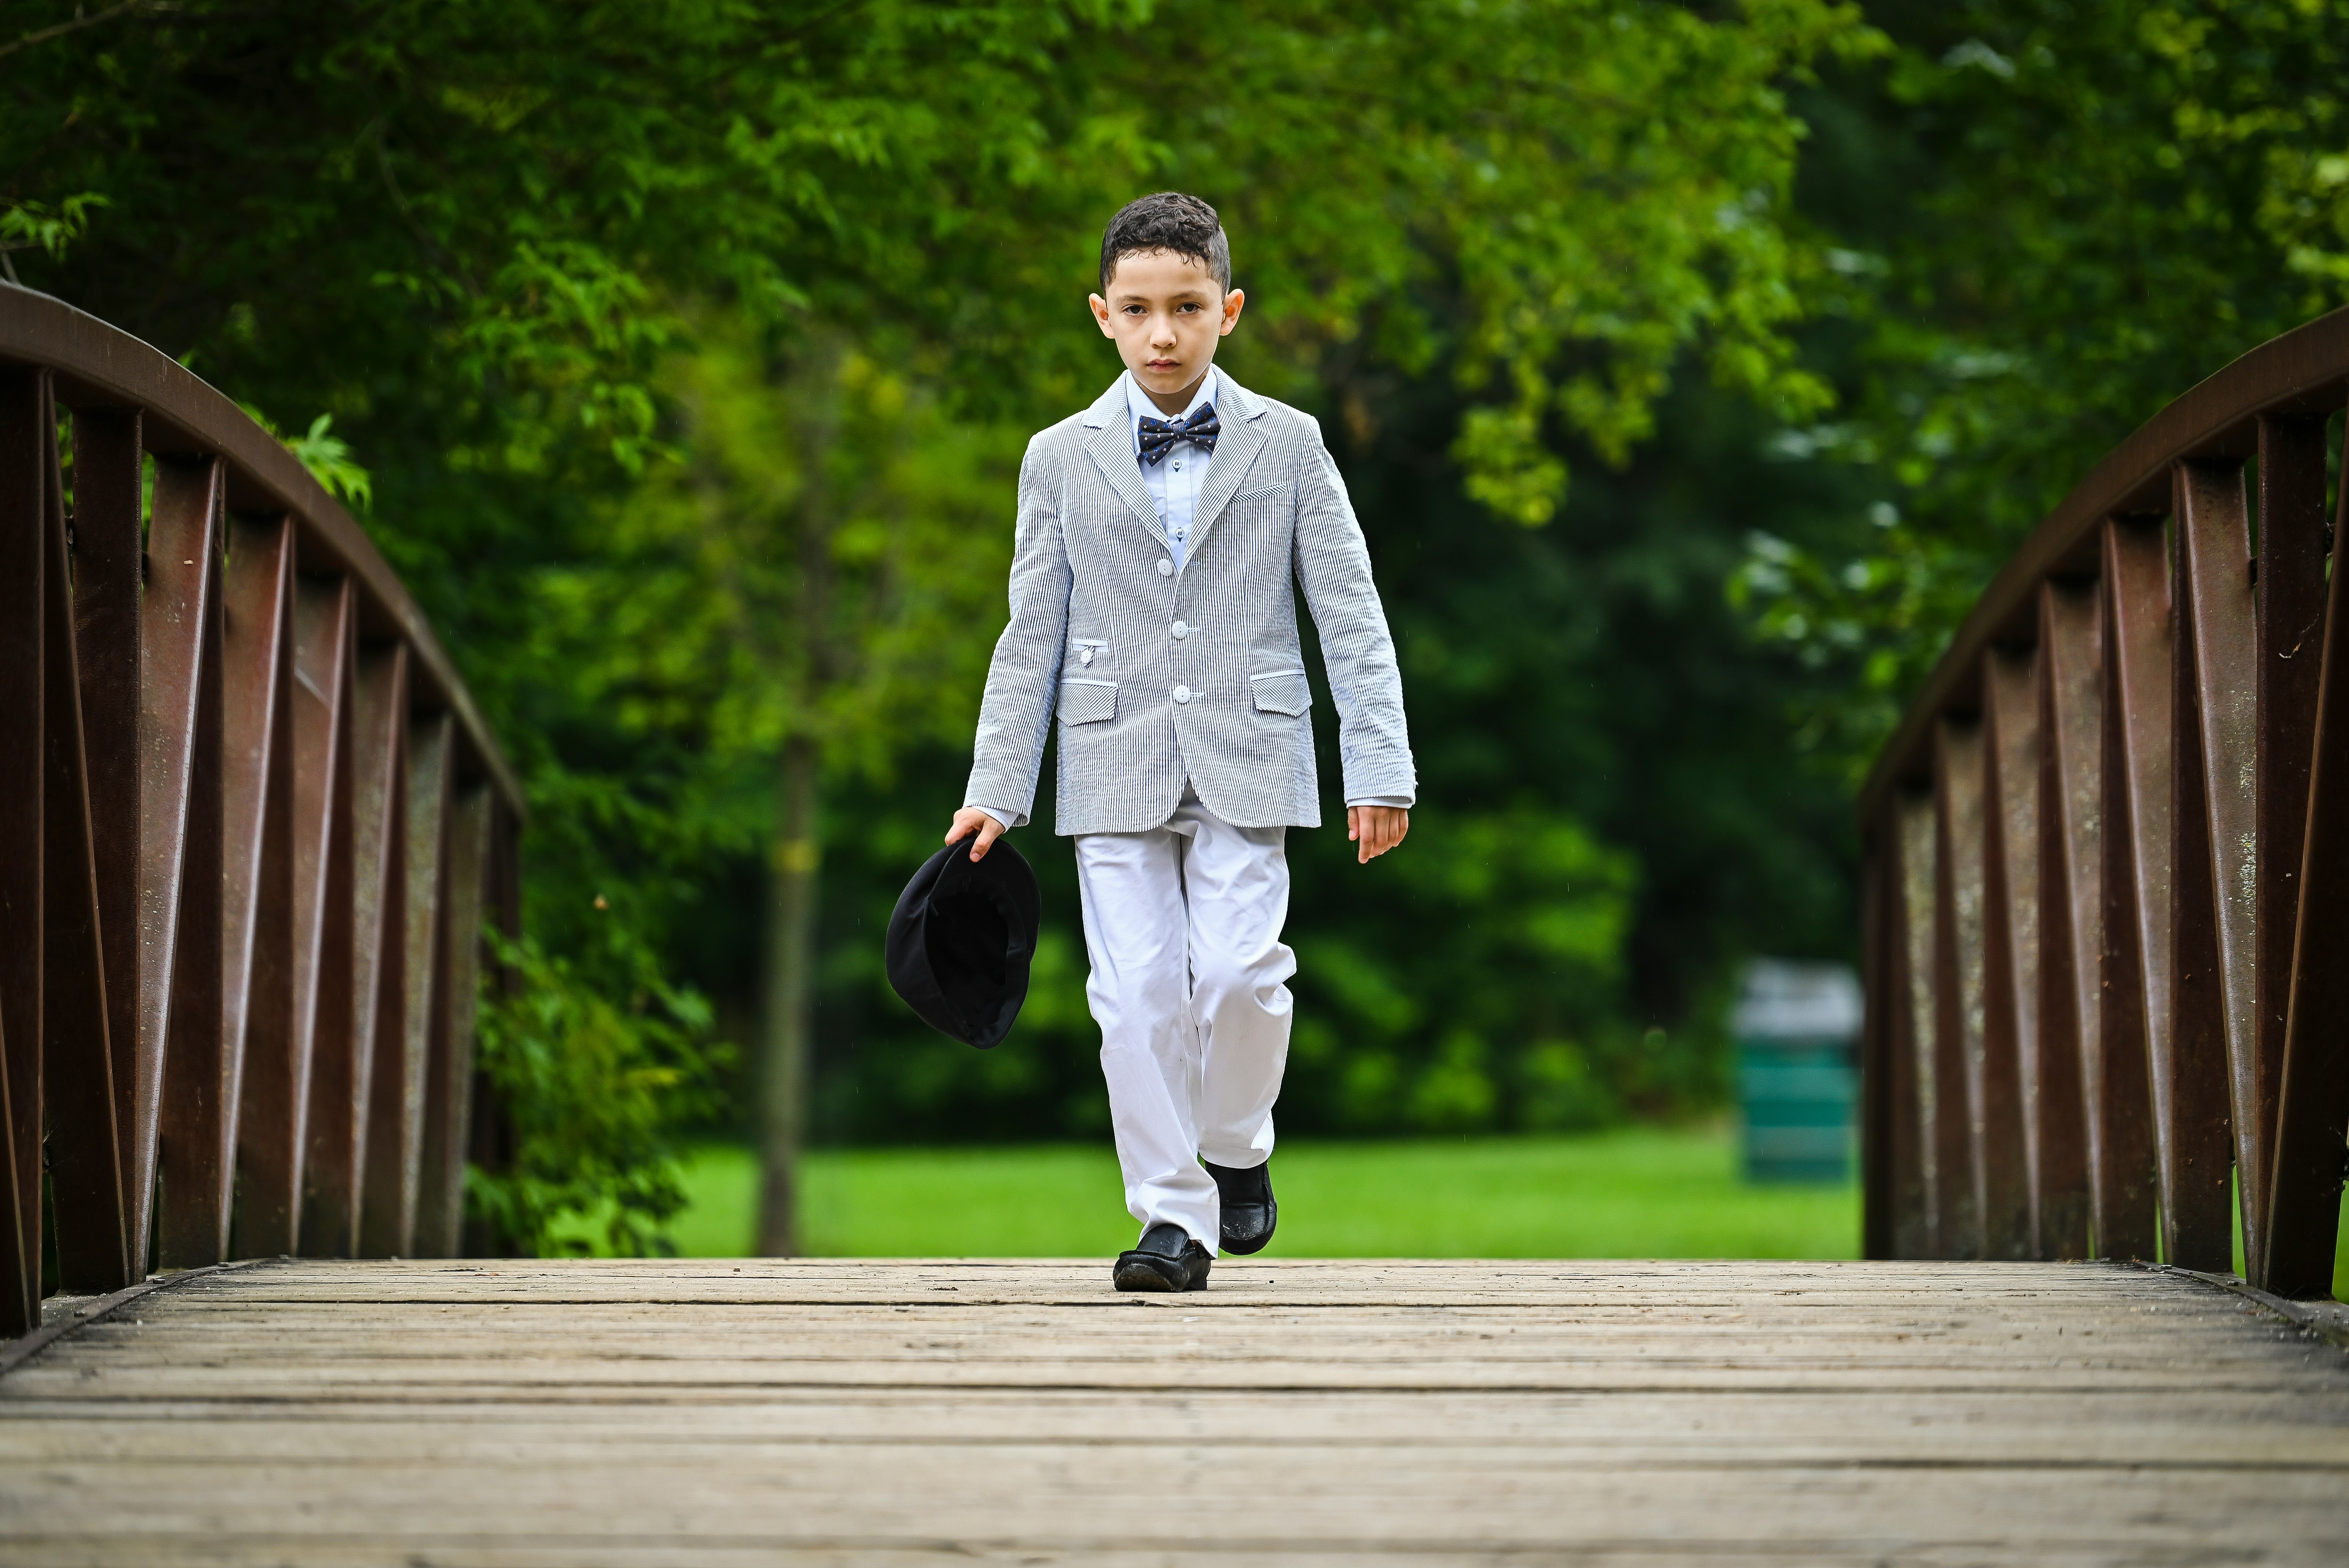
[
  {"x1": 1348, "y1": 805, "x2": 1409, "y2": 864},
  {"x1": 946, "y1": 807, "x2": 1007, "y2": 862}
]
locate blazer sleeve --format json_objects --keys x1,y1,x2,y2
[
  {"x1": 1292, "y1": 421, "x2": 1417, "y2": 805},
  {"x1": 963, "y1": 439, "x2": 1073, "y2": 827}
]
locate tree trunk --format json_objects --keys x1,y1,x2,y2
[{"x1": 758, "y1": 735, "x2": 820, "y2": 1256}]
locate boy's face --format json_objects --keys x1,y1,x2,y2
[{"x1": 1089, "y1": 249, "x2": 1245, "y2": 410}]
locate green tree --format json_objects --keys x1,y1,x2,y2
[
  {"x1": 6, "y1": 0, "x2": 1883, "y2": 1242},
  {"x1": 1739, "y1": 0, "x2": 2349, "y2": 777},
  {"x1": 533, "y1": 321, "x2": 1011, "y2": 1252}
]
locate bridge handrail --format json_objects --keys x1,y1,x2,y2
[
  {"x1": 0, "y1": 282, "x2": 519, "y2": 1336},
  {"x1": 1861, "y1": 304, "x2": 2349, "y2": 1298},
  {"x1": 0, "y1": 284, "x2": 524, "y2": 815}
]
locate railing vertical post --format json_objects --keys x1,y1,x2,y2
[
  {"x1": 1934, "y1": 718, "x2": 1988, "y2": 1258},
  {"x1": 1981, "y1": 649, "x2": 2041, "y2": 1258},
  {"x1": 0, "y1": 368, "x2": 47, "y2": 1332},
  {"x1": 1895, "y1": 788, "x2": 1940, "y2": 1258},
  {"x1": 2248, "y1": 414, "x2": 2331, "y2": 1286},
  {"x1": 146, "y1": 457, "x2": 228, "y2": 1272},
  {"x1": 311, "y1": 645, "x2": 408, "y2": 1256},
  {"x1": 2097, "y1": 516, "x2": 2168, "y2": 1260},
  {"x1": 288, "y1": 576, "x2": 356, "y2": 1257},
  {"x1": 367, "y1": 712, "x2": 451, "y2": 1257},
  {"x1": 224, "y1": 518, "x2": 300, "y2": 1260},
  {"x1": 2034, "y1": 580, "x2": 2100, "y2": 1261},
  {"x1": 43, "y1": 372, "x2": 133, "y2": 1293},
  {"x1": 1861, "y1": 828, "x2": 1896, "y2": 1259},
  {"x1": 418, "y1": 784, "x2": 494, "y2": 1258},
  {"x1": 2169, "y1": 459, "x2": 2251, "y2": 1272},
  {"x1": 69, "y1": 408, "x2": 151, "y2": 1268},
  {"x1": 2262, "y1": 417, "x2": 2349, "y2": 1298}
]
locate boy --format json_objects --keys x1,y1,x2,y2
[{"x1": 949, "y1": 192, "x2": 1415, "y2": 1291}]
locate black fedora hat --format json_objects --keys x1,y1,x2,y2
[{"x1": 885, "y1": 837, "x2": 1040, "y2": 1049}]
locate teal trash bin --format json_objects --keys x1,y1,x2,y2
[{"x1": 1733, "y1": 959, "x2": 1861, "y2": 1184}]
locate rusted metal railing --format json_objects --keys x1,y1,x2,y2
[
  {"x1": 0, "y1": 283, "x2": 523, "y2": 1335},
  {"x1": 1860, "y1": 308, "x2": 2349, "y2": 1296}
]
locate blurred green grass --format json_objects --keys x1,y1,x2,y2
[
  {"x1": 590, "y1": 1124, "x2": 1866, "y2": 1260},
  {"x1": 556, "y1": 1127, "x2": 2349, "y2": 1296}
]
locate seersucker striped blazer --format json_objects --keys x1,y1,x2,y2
[{"x1": 963, "y1": 372, "x2": 1416, "y2": 836}]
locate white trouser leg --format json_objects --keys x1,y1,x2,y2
[{"x1": 1075, "y1": 792, "x2": 1293, "y2": 1248}]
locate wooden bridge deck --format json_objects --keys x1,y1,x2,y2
[{"x1": 2, "y1": 1258, "x2": 2347, "y2": 1565}]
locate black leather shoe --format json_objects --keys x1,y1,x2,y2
[
  {"x1": 1113, "y1": 1222, "x2": 1213, "y2": 1292},
  {"x1": 1204, "y1": 1158, "x2": 1277, "y2": 1255}
]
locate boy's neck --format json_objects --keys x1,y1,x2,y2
[{"x1": 1139, "y1": 366, "x2": 1213, "y2": 418}]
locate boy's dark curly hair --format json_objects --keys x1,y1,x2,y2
[{"x1": 1098, "y1": 192, "x2": 1231, "y2": 293}]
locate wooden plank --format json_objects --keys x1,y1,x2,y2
[
  {"x1": 0, "y1": 370, "x2": 41, "y2": 1333},
  {"x1": 2, "y1": 1259, "x2": 2348, "y2": 1566},
  {"x1": 65, "y1": 408, "x2": 148, "y2": 1263},
  {"x1": 2095, "y1": 518, "x2": 2165, "y2": 1260},
  {"x1": 146, "y1": 459, "x2": 227, "y2": 1272},
  {"x1": 1979, "y1": 649, "x2": 2038, "y2": 1259},
  {"x1": 1932, "y1": 717, "x2": 1989, "y2": 1258},
  {"x1": 2263, "y1": 417, "x2": 2349, "y2": 1296},
  {"x1": 285, "y1": 576, "x2": 355, "y2": 1258},
  {"x1": 306, "y1": 645, "x2": 406, "y2": 1257},
  {"x1": 415, "y1": 785, "x2": 491, "y2": 1259},
  {"x1": 2167, "y1": 458, "x2": 2248, "y2": 1272},
  {"x1": 221, "y1": 519, "x2": 298, "y2": 1260},
  {"x1": 1893, "y1": 790, "x2": 1938, "y2": 1258},
  {"x1": 2033, "y1": 580, "x2": 2097, "y2": 1261},
  {"x1": 2250, "y1": 413, "x2": 2330, "y2": 1286},
  {"x1": 365, "y1": 713, "x2": 449, "y2": 1257},
  {"x1": 42, "y1": 372, "x2": 131, "y2": 1294}
]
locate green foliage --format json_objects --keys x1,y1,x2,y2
[
  {"x1": 471, "y1": 930, "x2": 731, "y2": 1257},
  {"x1": 537, "y1": 321, "x2": 1015, "y2": 779},
  {"x1": 1735, "y1": 0, "x2": 2349, "y2": 779},
  {"x1": 5, "y1": 0, "x2": 1883, "y2": 1240},
  {"x1": 239, "y1": 405, "x2": 375, "y2": 512},
  {"x1": 0, "y1": 191, "x2": 106, "y2": 280}
]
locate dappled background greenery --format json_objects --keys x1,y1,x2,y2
[{"x1": 11, "y1": 0, "x2": 2349, "y2": 1251}]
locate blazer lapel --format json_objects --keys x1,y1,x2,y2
[
  {"x1": 1079, "y1": 376, "x2": 1170, "y2": 550},
  {"x1": 1182, "y1": 376, "x2": 1270, "y2": 561}
]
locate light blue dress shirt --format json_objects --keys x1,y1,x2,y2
[{"x1": 1126, "y1": 366, "x2": 1220, "y2": 572}]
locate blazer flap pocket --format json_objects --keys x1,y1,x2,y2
[
  {"x1": 1249, "y1": 669, "x2": 1311, "y2": 717},
  {"x1": 1058, "y1": 678, "x2": 1118, "y2": 726}
]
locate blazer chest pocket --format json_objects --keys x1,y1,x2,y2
[
  {"x1": 1249, "y1": 669, "x2": 1311, "y2": 717},
  {"x1": 1059, "y1": 678, "x2": 1118, "y2": 726}
]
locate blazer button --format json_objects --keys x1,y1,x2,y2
[
  {"x1": 1157, "y1": 558, "x2": 1174, "y2": 577},
  {"x1": 1173, "y1": 685, "x2": 1191, "y2": 704},
  {"x1": 1172, "y1": 620, "x2": 1189, "y2": 640}
]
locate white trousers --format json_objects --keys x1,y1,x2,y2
[{"x1": 1074, "y1": 790, "x2": 1294, "y2": 1248}]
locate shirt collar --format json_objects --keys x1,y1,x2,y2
[{"x1": 1126, "y1": 365, "x2": 1221, "y2": 452}]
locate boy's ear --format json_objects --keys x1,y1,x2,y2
[
  {"x1": 1219, "y1": 288, "x2": 1246, "y2": 336},
  {"x1": 1089, "y1": 293, "x2": 1116, "y2": 337}
]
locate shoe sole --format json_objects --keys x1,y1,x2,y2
[
  {"x1": 1112, "y1": 1255, "x2": 1212, "y2": 1293},
  {"x1": 1219, "y1": 1203, "x2": 1277, "y2": 1257},
  {"x1": 1113, "y1": 1258, "x2": 1179, "y2": 1292}
]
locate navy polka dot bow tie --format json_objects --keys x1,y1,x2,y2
[{"x1": 1137, "y1": 406, "x2": 1221, "y2": 466}]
